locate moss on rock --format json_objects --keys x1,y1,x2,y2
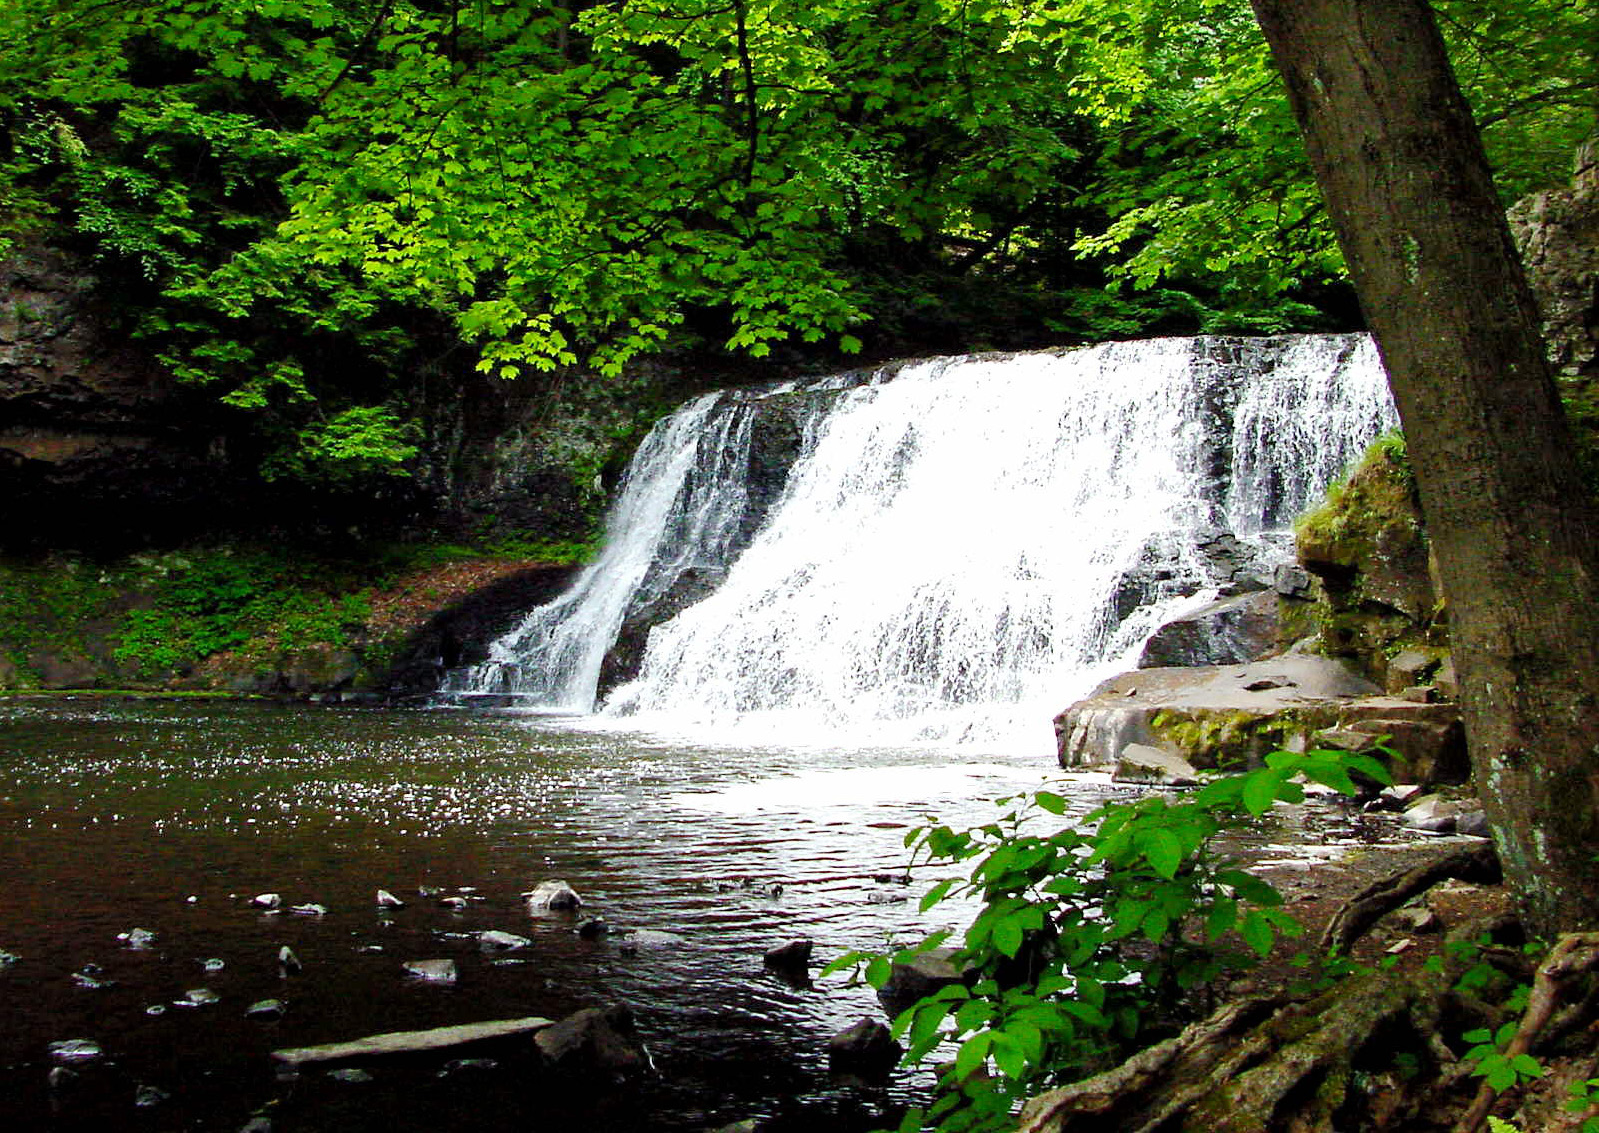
[{"x1": 1285, "y1": 434, "x2": 1447, "y2": 685}]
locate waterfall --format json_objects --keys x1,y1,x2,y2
[
  {"x1": 446, "y1": 334, "x2": 1395, "y2": 750},
  {"x1": 441, "y1": 390, "x2": 766, "y2": 709}
]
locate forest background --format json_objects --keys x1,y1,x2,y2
[{"x1": 0, "y1": 0, "x2": 1591, "y2": 687}]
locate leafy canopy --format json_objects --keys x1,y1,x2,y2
[{"x1": 0, "y1": 0, "x2": 1589, "y2": 485}]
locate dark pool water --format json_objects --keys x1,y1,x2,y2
[{"x1": 0, "y1": 698, "x2": 1114, "y2": 1132}]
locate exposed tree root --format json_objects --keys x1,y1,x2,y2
[
  {"x1": 1016, "y1": 924, "x2": 1599, "y2": 1133},
  {"x1": 1319, "y1": 842, "x2": 1502, "y2": 955},
  {"x1": 1018, "y1": 967, "x2": 1454, "y2": 1133},
  {"x1": 1454, "y1": 932, "x2": 1599, "y2": 1133}
]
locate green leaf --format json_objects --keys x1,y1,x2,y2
[
  {"x1": 1035, "y1": 790, "x2": 1069, "y2": 815},
  {"x1": 1139, "y1": 827, "x2": 1183, "y2": 878},
  {"x1": 919, "y1": 878, "x2": 957, "y2": 912},
  {"x1": 993, "y1": 916, "x2": 1025, "y2": 958},
  {"x1": 990, "y1": 1031, "x2": 1026, "y2": 1080},
  {"x1": 1511, "y1": 1053, "x2": 1544, "y2": 1078},
  {"x1": 953, "y1": 1032, "x2": 992, "y2": 1081},
  {"x1": 1242, "y1": 771, "x2": 1283, "y2": 816},
  {"x1": 1239, "y1": 910, "x2": 1274, "y2": 958}
]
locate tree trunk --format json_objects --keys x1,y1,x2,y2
[{"x1": 1249, "y1": 0, "x2": 1599, "y2": 938}]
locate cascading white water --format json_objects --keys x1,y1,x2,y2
[
  {"x1": 441, "y1": 390, "x2": 764, "y2": 709},
  {"x1": 449, "y1": 334, "x2": 1396, "y2": 751}
]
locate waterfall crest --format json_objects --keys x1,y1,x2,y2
[{"x1": 446, "y1": 335, "x2": 1395, "y2": 749}]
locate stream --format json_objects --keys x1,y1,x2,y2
[{"x1": 0, "y1": 696, "x2": 1095, "y2": 1131}]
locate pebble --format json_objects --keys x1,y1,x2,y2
[
  {"x1": 251, "y1": 893, "x2": 281, "y2": 910},
  {"x1": 135, "y1": 1084, "x2": 170, "y2": 1108},
  {"x1": 175, "y1": 988, "x2": 220, "y2": 1007},
  {"x1": 48, "y1": 1039, "x2": 103, "y2": 1063},
  {"x1": 278, "y1": 946, "x2": 302, "y2": 975},
  {"x1": 438, "y1": 1058, "x2": 498, "y2": 1077},
  {"x1": 290, "y1": 904, "x2": 328, "y2": 916},
  {"x1": 246, "y1": 998, "x2": 287, "y2": 1021},
  {"x1": 376, "y1": 889, "x2": 406, "y2": 909}
]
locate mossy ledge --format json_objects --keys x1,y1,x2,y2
[{"x1": 0, "y1": 541, "x2": 583, "y2": 701}]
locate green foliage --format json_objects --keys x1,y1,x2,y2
[
  {"x1": 1566, "y1": 1077, "x2": 1599, "y2": 1133},
  {"x1": 825, "y1": 747, "x2": 1391, "y2": 1132},
  {"x1": 0, "y1": 557, "x2": 122, "y2": 684},
  {"x1": 110, "y1": 549, "x2": 371, "y2": 676},
  {"x1": 0, "y1": 0, "x2": 1588, "y2": 496}
]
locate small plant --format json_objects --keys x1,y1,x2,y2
[
  {"x1": 1566, "y1": 1076, "x2": 1599, "y2": 1133},
  {"x1": 1461, "y1": 1023, "x2": 1543, "y2": 1093},
  {"x1": 826, "y1": 747, "x2": 1391, "y2": 1133}
]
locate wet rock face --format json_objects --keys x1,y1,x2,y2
[
  {"x1": 594, "y1": 383, "x2": 861, "y2": 697},
  {"x1": 1137, "y1": 589, "x2": 1278, "y2": 669},
  {"x1": 1510, "y1": 141, "x2": 1599, "y2": 387},
  {"x1": 0, "y1": 246, "x2": 231, "y2": 549},
  {"x1": 382, "y1": 564, "x2": 578, "y2": 699}
]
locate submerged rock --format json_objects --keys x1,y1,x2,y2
[
  {"x1": 73, "y1": 967, "x2": 116, "y2": 990},
  {"x1": 278, "y1": 946, "x2": 302, "y2": 975},
  {"x1": 135, "y1": 1083, "x2": 170, "y2": 1108},
  {"x1": 403, "y1": 959, "x2": 457, "y2": 984},
  {"x1": 763, "y1": 939, "x2": 814, "y2": 975},
  {"x1": 251, "y1": 893, "x2": 281, "y2": 910},
  {"x1": 524, "y1": 880, "x2": 583, "y2": 911},
  {"x1": 576, "y1": 918, "x2": 610, "y2": 940},
  {"x1": 535, "y1": 1005, "x2": 652, "y2": 1075},
  {"x1": 479, "y1": 930, "x2": 531, "y2": 951},
  {"x1": 438, "y1": 1058, "x2": 499, "y2": 1077},
  {"x1": 203, "y1": 958, "x2": 226, "y2": 972},
  {"x1": 175, "y1": 988, "x2": 220, "y2": 1007},
  {"x1": 0, "y1": 949, "x2": 19, "y2": 967},
  {"x1": 827, "y1": 1018, "x2": 902, "y2": 1076},
  {"x1": 291, "y1": 903, "x2": 328, "y2": 916},
  {"x1": 328, "y1": 1067, "x2": 373, "y2": 1083},
  {"x1": 119, "y1": 927, "x2": 157, "y2": 949}
]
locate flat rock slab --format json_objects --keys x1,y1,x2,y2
[
  {"x1": 272, "y1": 1016, "x2": 554, "y2": 1066},
  {"x1": 1056, "y1": 655, "x2": 1467, "y2": 784}
]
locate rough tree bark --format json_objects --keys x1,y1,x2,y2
[{"x1": 1248, "y1": 0, "x2": 1599, "y2": 938}]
